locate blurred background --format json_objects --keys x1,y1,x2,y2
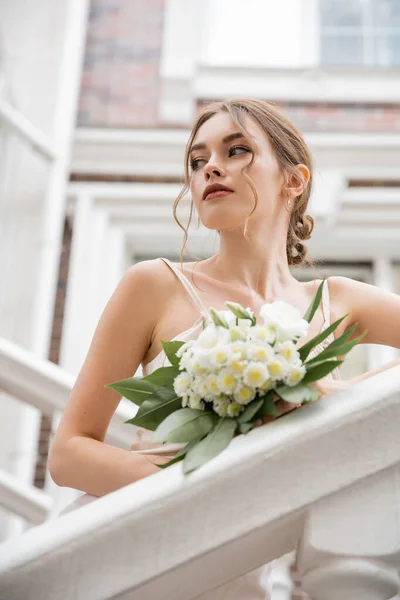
[{"x1": 0, "y1": 0, "x2": 399, "y2": 594}]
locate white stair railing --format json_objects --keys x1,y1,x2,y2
[
  {"x1": 0, "y1": 367, "x2": 399, "y2": 599},
  {"x1": 0, "y1": 336, "x2": 136, "y2": 526}
]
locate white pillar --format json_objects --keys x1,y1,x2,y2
[{"x1": 296, "y1": 466, "x2": 400, "y2": 600}]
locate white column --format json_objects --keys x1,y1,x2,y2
[
  {"x1": 296, "y1": 466, "x2": 400, "y2": 600},
  {"x1": 0, "y1": 0, "x2": 89, "y2": 541}
]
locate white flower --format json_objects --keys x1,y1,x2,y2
[
  {"x1": 176, "y1": 340, "x2": 195, "y2": 358},
  {"x1": 173, "y1": 372, "x2": 192, "y2": 396},
  {"x1": 205, "y1": 373, "x2": 221, "y2": 397},
  {"x1": 208, "y1": 344, "x2": 233, "y2": 368},
  {"x1": 217, "y1": 368, "x2": 238, "y2": 394},
  {"x1": 243, "y1": 362, "x2": 270, "y2": 389},
  {"x1": 213, "y1": 396, "x2": 231, "y2": 417},
  {"x1": 197, "y1": 323, "x2": 230, "y2": 349},
  {"x1": 227, "y1": 402, "x2": 243, "y2": 417},
  {"x1": 247, "y1": 342, "x2": 274, "y2": 363},
  {"x1": 188, "y1": 391, "x2": 205, "y2": 410},
  {"x1": 282, "y1": 363, "x2": 306, "y2": 387},
  {"x1": 248, "y1": 324, "x2": 276, "y2": 345},
  {"x1": 260, "y1": 300, "x2": 309, "y2": 342},
  {"x1": 275, "y1": 340, "x2": 301, "y2": 364},
  {"x1": 192, "y1": 376, "x2": 211, "y2": 399},
  {"x1": 233, "y1": 384, "x2": 256, "y2": 405},
  {"x1": 267, "y1": 355, "x2": 290, "y2": 380}
]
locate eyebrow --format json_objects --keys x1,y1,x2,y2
[{"x1": 189, "y1": 132, "x2": 248, "y2": 155}]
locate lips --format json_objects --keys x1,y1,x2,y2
[{"x1": 203, "y1": 183, "x2": 234, "y2": 201}]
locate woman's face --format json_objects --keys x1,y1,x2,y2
[{"x1": 189, "y1": 111, "x2": 286, "y2": 232}]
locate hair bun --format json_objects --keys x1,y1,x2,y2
[{"x1": 294, "y1": 214, "x2": 314, "y2": 241}]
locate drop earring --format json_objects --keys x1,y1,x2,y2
[{"x1": 286, "y1": 197, "x2": 292, "y2": 210}]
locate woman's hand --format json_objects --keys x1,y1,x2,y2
[{"x1": 252, "y1": 377, "x2": 351, "y2": 429}]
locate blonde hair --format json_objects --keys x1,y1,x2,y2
[{"x1": 173, "y1": 98, "x2": 316, "y2": 269}]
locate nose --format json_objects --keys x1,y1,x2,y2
[{"x1": 203, "y1": 157, "x2": 225, "y2": 179}]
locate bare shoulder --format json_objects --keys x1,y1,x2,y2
[{"x1": 324, "y1": 275, "x2": 400, "y2": 347}]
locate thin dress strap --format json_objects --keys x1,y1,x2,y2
[
  {"x1": 321, "y1": 278, "x2": 331, "y2": 328},
  {"x1": 160, "y1": 258, "x2": 210, "y2": 319},
  {"x1": 320, "y1": 278, "x2": 342, "y2": 380}
]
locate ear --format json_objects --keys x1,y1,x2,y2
[{"x1": 286, "y1": 164, "x2": 310, "y2": 197}]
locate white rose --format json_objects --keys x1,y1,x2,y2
[
  {"x1": 260, "y1": 300, "x2": 309, "y2": 342},
  {"x1": 197, "y1": 323, "x2": 230, "y2": 349}
]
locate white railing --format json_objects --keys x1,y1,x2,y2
[
  {"x1": 0, "y1": 98, "x2": 56, "y2": 161},
  {"x1": 0, "y1": 336, "x2": 136, "y2": 525},
  {"x1": 0, "y1": 367, "x2": 399, "y2": 599}
]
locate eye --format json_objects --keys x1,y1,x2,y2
[
  {"x1": 189, "y1": 145, "x2": 251, "y2": 172},
  {"x1": 189, "y1": 157, "x2": 204, "y2": 171},
  {"x1": 229, "y1": 145, "x2": 250, "y2": 156}
]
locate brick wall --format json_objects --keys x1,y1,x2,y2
[
  {"x1": 78, "y1": 0, "x2": 165, "y2": 128},
  {"x1": 197, "y1": 100, "x2": 400, "y2": 132},
  {"x1": 34, "y1": 218, "x2": 73, "y2": 489}
]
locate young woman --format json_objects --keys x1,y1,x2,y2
[{"x1": 49, "y1": 99, "x2": 400, "y2": 598}]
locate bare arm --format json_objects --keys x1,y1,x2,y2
[{"x1": 48, "y1": 259, "x2": 171, "y2": 497}]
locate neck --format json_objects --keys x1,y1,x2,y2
[{"x1": 212, "y1": 222, "x2": 297, "y2": 302}]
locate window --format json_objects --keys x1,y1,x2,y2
[{"x1": 320, "y1": 0, "x2": 400, "y2": 67}]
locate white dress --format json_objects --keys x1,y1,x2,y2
[{"x1": 58, "y1": 257, "x2": 342, "y2": 599}]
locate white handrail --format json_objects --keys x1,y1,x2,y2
[
  {"x1": 0, "y1": 98, "x2": 56, "y2": 161},
  {"x1": 0, "y1": 470, "x2": 52, "y2": 525},
  {"x1": 0, "y1": 368, "x2": 399, "y2": 599},
  {"x1": 0, "y1": 336, "x2": 135, "y2": 448}
]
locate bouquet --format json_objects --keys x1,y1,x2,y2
[{"x1": 106, "y1": 279, "x2": 366, "y2": 475}]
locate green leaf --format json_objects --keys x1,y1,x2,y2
[
  {"x1": 125, "y1": 390, "x2": 182, "y2": 431},
  {"x1": 275, "y1": 383, "x2": 319, "y2": 404},
  {"x1": 143, "y1": 365, "x2": 180, "y2": 387},
  {"x1": 258, "y1": 391, "x2": 279, "y2": 416},
  {"x1": 303, "y1": 278, "x2": 325, "y2": 323},
  {"x1": 298, "y1": 313, "x2": 350, "y2": 362},
  {"x1": 238, "y1": 422, "x2": 253, "y2": 434},
  {"x1": 105, "y1": 377, "x2": 157, "y2": 406},
  {"x1": 155, "y1": 438, "x2": 201, "y2": 469},
  {"x1": 183, "y1": 418, "x2": 237, "y2": 475},
  {"x1": 153, "y1": 408, "x2": 217, "y2": 443},
  {"x1": 305, "y1": 330, "x2": 367, "y2": 365},
  {"x1": 302, "y1": 360, "x2": 343, "y2": 384},
  {"x1": 237, "y1": 399, "x2": 264, "y2": 424},
  {"x1": 161, "y1": 341, "x2": 184, "y2": 368}
]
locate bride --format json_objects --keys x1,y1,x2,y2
[{"x1": 48, "y1": 98, "x2": 400, "y2": 598}]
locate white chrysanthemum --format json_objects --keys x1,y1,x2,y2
[
  {"x1": 247, "y1": 343, "x2": 274, "y2": 363},
  {"x1": 260, "y1": 300, "x2": 309, "y2": 342},
  {"x1": 173, "y1": 372, "x2": 192, "y2": 396},
  {"x1": 275, "y1": 340, "x2": 300, "y2": 364},
  {"x1": 259, "y1": 375, "x2": 273, "y2": 392},
  {"x1": 230, "y1": 341, "x2": 248, "y2": 360},
  {"x1": 248, "y1": 324, "x2": 276, "y2": 345},
  {"x1": 283, "y1": 363, "x2": 306, "y2": 387},
  {"x1": 230, "y1": 359, "x2": 245, "y2": 375},
  {"x1": 181, "y1": 393, "x2": 190, "y2": 407},
  {"x1": 233, "y1": 384, "x2": 256, "y2": 406},
  {"x1": 192, "y1": 376, "x2": 210, "y2": 398},
  {"x1": 243, "y1": 362, "x2": 270, "y2": 389},
  {"x1": 208, "y1": 344, "x2": 233, "y2": 368},
  {"x1": 227, "y1": 402, "x2": 243, "y2": 417},
  {"x1": 217, "y1": 368, "x2": 238, "y2": 394},
  {"x1": 205, "y1": 373, "x2": 221, "y2": 397},
  {"x1": 213, "y1": 396, "x2": 231, "y2": 417},
  {"x1": 267, "y1": 355, "x2": 290, "y2": 380},
  {"x1": 176, "y1": 340, "x2": 195, "y2": 358},
  {"x1": 188, "y1": 391, "x2": 205, "y2": 410}
]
